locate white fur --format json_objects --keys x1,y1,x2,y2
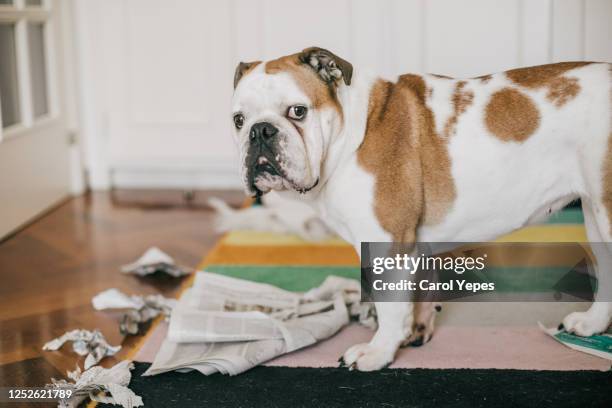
[{"x1": 232, "y1": 60, "x2": 612, "y2": 371}]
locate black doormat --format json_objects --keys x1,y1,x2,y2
[{"x1": 100, "y1": 362, "x2": 612, "y2": 408}]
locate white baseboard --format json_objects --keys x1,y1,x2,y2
[{"x1": 109, "y1": 159, "x2": 243, "y2": 189}]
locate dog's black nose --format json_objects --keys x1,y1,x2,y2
[{"x1": 250, "y1": 122, "x2": 278, "y2": 142}]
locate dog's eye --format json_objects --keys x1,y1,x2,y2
[
  {"x1": 287, "y1": 105, "x2": 308, "y2": 120},
  {"x1": 233, "y1": 113, "x2": 245, "y2": 129}
]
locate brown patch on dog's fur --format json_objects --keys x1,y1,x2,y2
[
  {"x1": 506, "y1": 62, "x2": 591, "y2": 107},
  {"x1": 485, "y1": 88, "x2": 540, "y2": 142},
  {"x1": 265, "y1": 54, "x2": 343, "y2": 119},
  {"x1": 506, "y1": 62, "x2": 590, "y2": 87},
  {"x1": 357, "y1": 76, "x2": 456, "y2": 241},
  {"x1": 400, "y1": 74, "x2": 428, "y2": 100},
  {"x1": 357, "y1": 79, "x2": 421, "y2": 242},
  {"x1": 546, "y1": 76, "x2": 581, "y2": 107},
  {"x1": 396, "y1": 76, "x2": 456, "y2": 227},
  {"x1": 444, "y1": 81, "x2": 474, "y2": 137}
]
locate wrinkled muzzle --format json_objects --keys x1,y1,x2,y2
[{"x1": 244, "y1": 121, "x2": 286, "y2": 196}]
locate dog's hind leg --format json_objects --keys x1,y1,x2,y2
[
  {"x1": 562, "y1": 199, "x2": 612, "y2": 336},
  {"x1": 402, "y1": 301, "x2": 440, "y2": 347}
]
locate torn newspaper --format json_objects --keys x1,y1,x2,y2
[
  {"x1": 144, "y1": 272, "x2": 372, "y2": 376},
  {"x1": 47, "y1": 360, "x2": 143, "y2": 408},
  {"x1": 92, "y1": 288, "x2": 176, "y2": 335},
  {"x1": 43, "y1": 329, "x2": 121, "y2": 369},
  {"x1": 121, "y1": 247, "x2": 192, "y2": 277}
]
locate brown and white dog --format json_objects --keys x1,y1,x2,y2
[{"x1": 231, "y1": 47, "x2": 612, "y2": 371}]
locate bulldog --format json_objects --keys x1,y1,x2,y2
[{"x1": 231, "y1": 47, "x2": 612, "y2": 371}]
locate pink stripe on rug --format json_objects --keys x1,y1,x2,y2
[
  {"x1": 268, "y1": 325, "x2": 610, "y2": 371},
  {"x1": 134, "y1": 322, "x2": 610, "y2": 371},
  {"x1": 134, "y1": 321, "x2": 169, "y2": 363}
]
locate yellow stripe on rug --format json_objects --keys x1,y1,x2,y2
[
  {"x1": 207, "y1": 225, "x2": 587, "y2": 267},
  {"x1": 222, "y1": 230, "x2": 349, "y2": 246},
  {"x1": 222, "y1": 225, "x2": 587, "y2": 247},
  {"x1": 494, "y1": 225, "x2": 587, "y2": 242}
]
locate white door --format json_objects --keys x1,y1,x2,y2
[{"x1": 0, "y1": 0, "x2": 71, "y2": 238}]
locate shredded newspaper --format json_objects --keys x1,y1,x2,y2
[
  {"x1": 43, "y1": 329, "x2": 121, "y2": 369},
  {"x1": 121, "y1": 247, "x2": 192, "y2": 277},
  {"x1": 47, "y1": 360, "x2": 143, "y2": 408},
  {"x1": 92, "y1": 288, "x2": 176, "y2": 335}
]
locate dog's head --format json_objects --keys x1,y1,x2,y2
[{"x1": 231, "y1": 47, "x2": 353, "y2": 197}]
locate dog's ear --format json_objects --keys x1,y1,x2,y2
[
  {"x1": 299, "y1": 47, "x2": 353, "y2": 86},
  {"x1": 234, "y1": 61, "x2": 260, "y2": 89}
]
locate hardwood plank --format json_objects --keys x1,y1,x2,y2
[
  {"x1": 0, "y1": 190, "x2": 244, "y2": 386},
  {"x1": 0, "y1": 357, "x2": 62, "y2": 408}
]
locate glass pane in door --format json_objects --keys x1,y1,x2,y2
[
  {"x1": 0, "y1": 23, "x2": 20, "y2": 128},
  {"x1": 25, "y1": 0, "x2": 42, "y2": 6},
  {"x1": 28, "y1": 22, "x2": 49, "y2": 118},
  {"x1": 0, "y1": 1, "x2": 14, "y2": 5}
]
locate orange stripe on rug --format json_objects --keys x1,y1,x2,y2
[{"x1": 204, "y1": 243, "x2": 359, "y2": 266}]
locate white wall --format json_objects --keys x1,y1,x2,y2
[{"x1": 74, "y1": 0, "x2": 612, "y2": 190}]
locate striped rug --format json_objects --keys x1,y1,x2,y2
[
  {"x1": 133, "y1": 207, "x2": 610, "y2": 371},
  {"x1": 100, "y1": 207, "x2": 612, "y2": 408}
]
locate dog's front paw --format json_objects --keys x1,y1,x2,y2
[
  {"x1": 562, "y1": 311, "x2": 610, "y2": 337},
  {"x1": 339, "y1": 342, "x2": 395, "y2": 371}
]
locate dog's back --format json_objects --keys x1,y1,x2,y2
[{"x1": 415, "y1": 62, "x2": 611, "y2": 242}]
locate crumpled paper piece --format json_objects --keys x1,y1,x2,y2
[
  {"x1": 42, "y1": 329, "x2": 121, "y2": 369},
  {"x1": 92, "y1": 288, "x2": 177, "y2": 335},
  {"x1": 121, "y1": 247, "x2": 192, "y2": 277},
  {"x1": 349, "y1": 301, "x2": 378, "y2": 330},
  {"x1": 48, "y1": 360, "x2": 143, "y2": 408},
  {"x1": 303, "y1": 275, "x2": 378, "y2": 329}
]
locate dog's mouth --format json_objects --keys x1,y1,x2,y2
[
  {"x1": 254, "y1": 156, "x2": 281, "y2": 177},
  {"x1": 247, "y1": 153, "x2": 284, "y2": 197},
  {"x1": 247, "y1": 154, "x2": 318, "y2": 197}
]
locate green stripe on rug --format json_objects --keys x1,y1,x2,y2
[
  {"x1": 205, "y1": 265, "x2": 360, "y2": 291},
  {"x1": 546, "y1": 208, "x2": 584, "y2": 224},
  {"x1": 205, "y1": 265, "x2": 596, "y2": 294},
  {"x1": 480, "y1": 266, "x2": 594, "y2": 292}
]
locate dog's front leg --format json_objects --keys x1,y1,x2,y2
[{"x1": 341, "y1": 302, "x2": 413, "y2": 371}]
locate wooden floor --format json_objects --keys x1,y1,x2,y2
[{"x1": 0, "y1": 190, "x2": 244, "y2": 393}]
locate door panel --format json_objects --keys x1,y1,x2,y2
[
  {"x1": 0, "y1": 0, "x2": 71, "y2": 238},
  {"x1": 0, "y1": 120, "x2": 70, "y2": 237}
]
